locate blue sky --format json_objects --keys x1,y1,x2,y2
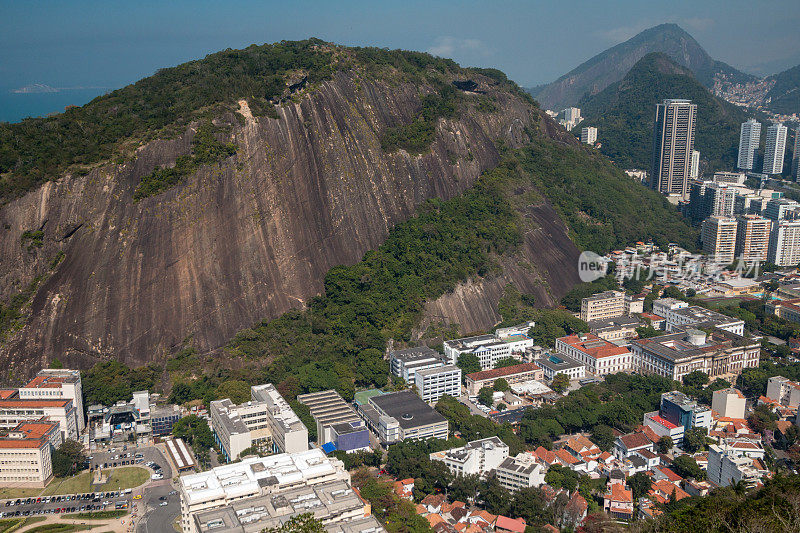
[{"x1": 1, "y1": 0, "x2": 799, "y2": 95}]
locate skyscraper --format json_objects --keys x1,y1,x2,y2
[
  {"x1": 581, "y1": 126, "x2": 597, "y2": 144},
  {"x1": 768, "y1": 220, "x2": 800, "y2": 266},
  {"x1": 737, "y1": 119, "x2": 761, "y2": 171},
  {"x1": 763, "y1": 123, "x2": 787, "y2": 175},
  {"x1": 690, "y1": 150, "x2": 700, "y2": 178},
  {"x1": 792, "y1": 126, "x2": 800, "y2": 181},
  {"x1": 701, "y1": 216, "x2": 737, "y2": 264},
  {"x1": 651, "y1": 99, "x2": 697, "y2": 199},
  {"x1": 735, "y1": 215, "x2": 771, "y2": 263}
]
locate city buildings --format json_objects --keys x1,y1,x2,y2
[
  {"x1": 495, "y1": 453, "x2": 546, "y2": 491},
  {"x1": 658, "y1": 391, "x2": 712, "y2": 434},
  {"x1": 0, "y1": 419, "x2": 61, "y2": 488},
  {"x1": 359, "y1": 390, "x2": 448, "y2": 444},
  {"x1": 443, "y1": 322, "x2": 535, "y2": 370},
  {"x1": 151, "y1": 404, "x2": 183, "y2": 437},
  {"x1": 429, "y1": 437, "x2": 509, "y2": 477},
  {"x1": 763, "y1": 123, "x2": 788, "y2": 175},
  {"x1": 251, "y1": 384, "x2": 309, "y2": 454},
  {"x1": 178, "y1": 449, "x2": 350, "y2": 533},
  {"x1": 464, "y1": 362, "x2": 543, "y2": 396},
  {"x1": 555, "y1": 333, "x2": 633, "y2": 376},
  {"x1": 18, "y1": 369, "x2": 85, "y2": 434},
  {"x1": 581, "y1": 126, "x2": 597, "y2": 144},
  {"x1": 737, "y1": 119, "x2": 761, "y2": 171},
  {"x1": 713, "y1": 171, "x2": 746, "y2": 186},
  {"x1": 560, "y1": 107, "x2": 582, "y2": 130},
  {"x1": 0, "y1": 398, "x2": 78, "y2": 441},
  {"x1": 588, "y1": 315, "x2": 641, "y2": 341},
  {"x1": 652, "y1": 299, "x2": 745, "y2": 335},
  {"x1": 711, "y1": 388, "x2": 747, "y2": 419},
  {"x1": 764, "y1": 376, "x2": 800, "y2": 408},
  {"x1": 766, "y1": 298, "x2": 800, "y2": 323},
  {"x1": 763, "y1": 198, "x2": 798, "y2": 221},
  {"x1": 735, "y1": 214, "x2": 771, "y2": 262},
  {"x1": 690, "y1": 150, "x2": 700, "y2": 179},
  {"x1": 793, "y1": 126, "x2": 800, "y2": 180},
  {"x1": 580, "y1": 290, "x2": 625, "y2": 322},
  {"x1": 535, "y1": 353, "x2": 586, "y2": 381},
  {"x1": 414, "y1": 365, "x2": 461, "y2": 404},
  {"x1": 651, "y1": 99, "x2": 697, "y2": 199},
  {"x1": 389, "y1": 346, "x2": 448, "y2": 383},
  {"x1": 768, "y1": 220, "x2": 800, "y2": 266},
  {"x1": 707, "y1": 438, "x2": 768, "y2": 487},
  {"x1": 630, "y1": 327, "x2": 760, "y2": 382},
  {"x1": 701, "y1": 216, "x2": 737, "y2": 264},
  {"x1": 296, "y1": 390, "x2": 369, "y2": 452}
]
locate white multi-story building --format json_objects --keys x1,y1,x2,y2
[
  {"x1": 429, "y1": 437, "x2": 509, "y2": 477},
  {"x1": 359, "y1": 391, "x2": 448, "y2": 444},
  {"x1": 389, "y1": 346, "x2": 447, "y2": 383},
  {"x1": 555, "y1": 333, "x2": 633, "y2": 376},
  {"x1": 536, "y1": 353, "x2": 586, "y2": 381},
  {"x1": 179, "y1": 449, "x2": 349, "y2": 533},
  {"x1": 250, "y1": 384, "x2": 308, "y2": 454},
  {"x1": 707, "y1": 438, "x2": 767, "y2": 487},
  {"x1": 0, "y1": 399, "x2": 78, "y2": 441},
  {"x1": 652, "y1": 300, "x2": 745, "y2": 336},
  {"x1": 735, "y1": 214, "x2": 771, "y2": 263},
  {"x1": 651, "y1": 99, "x2": 697, "y2": 200},
  {"x1": 763, "y1": 198, "x2": 799, "y2": 221},
  {"x1": 0, "y1": 419, "x2": 61, "y2": 488},
  {"x1": 18, "y1": 369, "x2": 85, "y2": 434},
  {"x1": 763, "y1": 123, "x2": 787, "y2": 175},
  {"x1": 495, "y1": 452, "x2": 546, "y2": 491},
  {"x1": 711, "y1": 388, "x2": 747, "y2": 419},
  {"x1": 581, "y1": 126, "x2": 597, "y2": 144},
  {"x1": 713, "y1": 171, "x2": 746, "y2": 186},
  {"x1": 765, "y1": 376, "x2": 800, "y2": 408},
  {"x1": 444, "y1": 322, "x2": 534, "y2": 369},
  {"x1": 690, "y1": 150, "x2": 700, "y2": 178},
  {"x1": 415, "y1": 365, "x2": 461, "y2": 404},
  {"x1": 737, "y1": 119, "x2": 761, "y2": 171},
  {"x1": 768, "y1": 220, "x2": 800, "y2": 266},
  {"x1": 701, "y1": 216, "x2": 737, "y2": 264},
  {"x1": 580, "y1": 290, "x2": 625, "y2": 322}
]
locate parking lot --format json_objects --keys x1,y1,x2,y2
[
  {"x1": 90, "y1": 444, "x2": 172, "y2": 480},
  {"x1": 0, "y1": 490, "x2": 136, "y2": 518}
]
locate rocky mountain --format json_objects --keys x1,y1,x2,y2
[
  {"x1": 578, "y1": 53, "x2": 749, "y2": 171},
  {"x1": 533, "y1": 23, "x2": 757, "y2": 111},
  {"x1": 0, "y1": 41, "x2": 695, "y2": 378}
]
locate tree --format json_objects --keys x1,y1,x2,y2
[
  {"x1": 590, "y1": 424, "x2": 615, "y2": 452},
  {"x1": 628, "y1": 472, "x2": 652, "y2": 499},
  {"x1": 173, "y1": 415, "x2": 215, "y2": 455},
  {"x1": 448, "y1": 474, "x2": 480, "y2": 503},
  {"x1": 545, "y1": 465, "x2": 578, "y2": 492},
  {"x1": 636, "y1": 325, "x2": 661, "y2": 339},
  {"x1": 214, "y1": 380, "x2": 251, "y2": 404},
  {"x1": 657, "y1": 436, "x2": 674, "y2": 454},
  {"x1": 457, "y1": 353, "x2": 481, "y2": 377},
  {"x1": 671, "y1": 454, "x2": 705, "y2": 480},
  {"x1": 494, "y1": 378, "x2": 510, "y2": 392},
  {"x1": 551, "y1": 373, "x2": 570, "y2": 394},
  {"x1": 494, "y1": 357, "x2": 522, "y2": 369},
  {"x1": 51, "y1": 440, "x2": 86, "y2": 478},
  {"x1": 661, "y1": 286, "x2": 685, "y2": 300},
  {"x1": 265, "y1": 513, "x2": 325, "y2": 533},
  {"x1": 478, "y1": 386, "x2": 494, "y2": 407},
  {"x1": 682, "y1": 370, "x2": 709, "y2": 388},
  {"x1": 682, "y1": 427, "x2": 707, "y2": 453}
]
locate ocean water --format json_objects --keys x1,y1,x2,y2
[{"x1": 0, "y1": 88, "x2": 111, "y2": 123}]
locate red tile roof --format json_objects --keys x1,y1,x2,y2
[
  {"x1": 557, "y1": 333, "x2": 631, "y2": 359},
  {"x1": 495, "y1": 516, "x2": 526, "y2": 533},
  {"x1": 648, "y1": 414, "x2": 678, "y2": 430},
  {"x1": 22, "y1": 376, "x2": 68, "y2": 389},
  {"x1": 465, "y1": 363, "x2": 542, "y2": 382},
  {"x1": 619, "y1": 432, "x2": 652, "y2": 450},
  {"x1": 0, "y1": 399, "x2": 71, "y2": 408}
]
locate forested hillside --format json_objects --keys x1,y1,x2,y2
[{"x1": 579, "y1": 53, "x2": 749, "y2": 171}]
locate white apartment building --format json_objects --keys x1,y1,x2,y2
[
  {"x1": 711, "y1": 388, "x2": 747, "y2": 419},
  {"x1": 651, "y1": 99, "x2": 697, "y2": 199},
  {"x1": 444, "y1": 322, "x2": 534, "y2": 369},
  {"x1": 0, "y1": 419, "x2": 61, "y2": 488},
  {"x1": 0, "y1": 399, "x2": 78, "y2": 441},
  {"x1": 735, "y1": 214, "x2": 771, "y2": 263},
  {"x1": 555, "y1": 333, "x2": 633, "y2": 376},
  {"x1": 389, "y1": 346, "x2": 447, "y2": 383},
  {"x1": 251, "y1": 384, "x2": 309, "y2": 454},
  {"x1": 763, "y1": 198, "x2": 798, "y2": 221},
  {"x1": 429, "y1": 437, "x2": 509, "y2": 477},
  {"x1": 713, "y1": 171, "x2": 746, "y2": 186},
  {"x1": 763, "y1": 123, "x2": 787, "y2": 175},
  {"x1": 765, "y1": 376, "x2": 800, "y2": 408},
  {"x1": 701, "y1": 216, "x2": 737, "y2": 264},
  {"x1": 18, "y1": 369, "x2": 85, "y2": 434},
  {"x1": 690, "y1": 150, "x2": 700, "y2": 178},
  {"x1": 737, "y1": 119, "x2": 761, "y2": 171},
  {"x1": 580, "y1": 290, "x2": 625, "y2": 322},
  {"x1": 581, "y1": 126, "x2": 597, "y2": 144},
  {"x1": 708, "y1": 439, "x2": 767, "y2": 487},
  {"x1": 768, "y1": 220, "x2": 800, "y2": 266},
  {"x1": 414, "y1": 365, "x2": 461, "y2": 404},
  {"x1": 179, "y1": 449, "x2": 349, "y2": 533},
  {"x1": 495, "y1": 452, "x2": 546, "y2": 491}
]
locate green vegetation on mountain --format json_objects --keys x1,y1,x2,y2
[
  {"x1": 766, "y1": 63, "x2": 800, "y2": 115},
  {"x1": 380, "y1": 83, "x2": 459, "y2": 154},
  {"x1": 579, "y1": 52, "x2": 749, "y2": 171}
]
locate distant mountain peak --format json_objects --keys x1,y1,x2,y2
[{"x1": 533, "y1": 23, "x2": 755, "y2": 110}]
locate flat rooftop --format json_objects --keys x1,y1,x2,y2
[
  {"x1": 466, "y1": 362, "x2": 541, "y2": 382},
  {"x1": 536, "y1": 353, "x2": 584, "y2": 372},
  {"x1": 389, "y1": 346, "x2": 442, "y2": 363},
  {"x1": 557, "y1": 333, "x2": 630, "y2": 359},
  {"x1": 296, "y1": 390, "x2": 361, "y2": 429},
  {"x1": 369, "y1": 391, "x2": 447, "y2": 430}
]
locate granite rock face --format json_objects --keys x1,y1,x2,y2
[{"x1": 0, "y1": 70, "x2": 580, "y2": 375}]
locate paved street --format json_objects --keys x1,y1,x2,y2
[
  {"x1": 137, "y1": 482, "x2": 179, "y2": 533},
  {"x1": 91, "y1": 445, "x2": 173, "y2": 479}
]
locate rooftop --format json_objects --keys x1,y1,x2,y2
[
  {"x1": 557, "y1": 333, "x2": 631, "y2": 359},
  {"x1": 369, "y1": 391, "x2": 447, "y2": 430},
  {"x1": 0, "y1": 399, "x2": 72, "y2": 409},
  {"x1": 535, "y1": 352, "x2": 584, "y2": 372},
  {"x1": 465, "y1": 362, "x2": 542, "y2": 382},
  {"x1": 296, "y1": 390, "x2": 361, "y2": 429}
]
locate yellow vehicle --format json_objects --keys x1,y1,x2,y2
[{"x1": 133, "y1": 494, "x2": 142, "y2": 500}]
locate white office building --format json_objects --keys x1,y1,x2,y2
[
  {"x1": 444, "y1": 322, "x2": 534, "y2": 370},
  {"x1": 581, "y1": 126, "x2": 597, "y2": 144},
  {"x1": 0, "y1": 399, "x2": 78, "y2": 441},
  {"x1": 18, "y1": 369, "x2": 85, "y2": 434},
  {"x1": 707, "y1": 439, "x2": 767, "y2": 488},
  {"x1": 429, "y1": 437, "x2": 509, "y2": 477},
  {"x1": 737, "y1": 119, "x2": 761, "y2": 171},
  {"x1": 763, "y1": 123, "x2": 788, "y2": 175},
  {"x1": 495, "y1": 452, "x2": 546, "y2": 491},
  {"x1": 389, "y1": 346, "x2": 447, "y2": 383},
  {"x1": 415, "y1": 365, "x2": 461, "y2": 404},
  {"x1": 765, "y1": 376, "x2": 800, "y2": 408}
]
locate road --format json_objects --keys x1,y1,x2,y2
[{"x1": 137, "y1": 482, "x2": 179, "y2": 533}]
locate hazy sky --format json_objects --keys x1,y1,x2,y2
[{"x1": 2, "y1": 0, "x2": 799, "y2": 94}]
